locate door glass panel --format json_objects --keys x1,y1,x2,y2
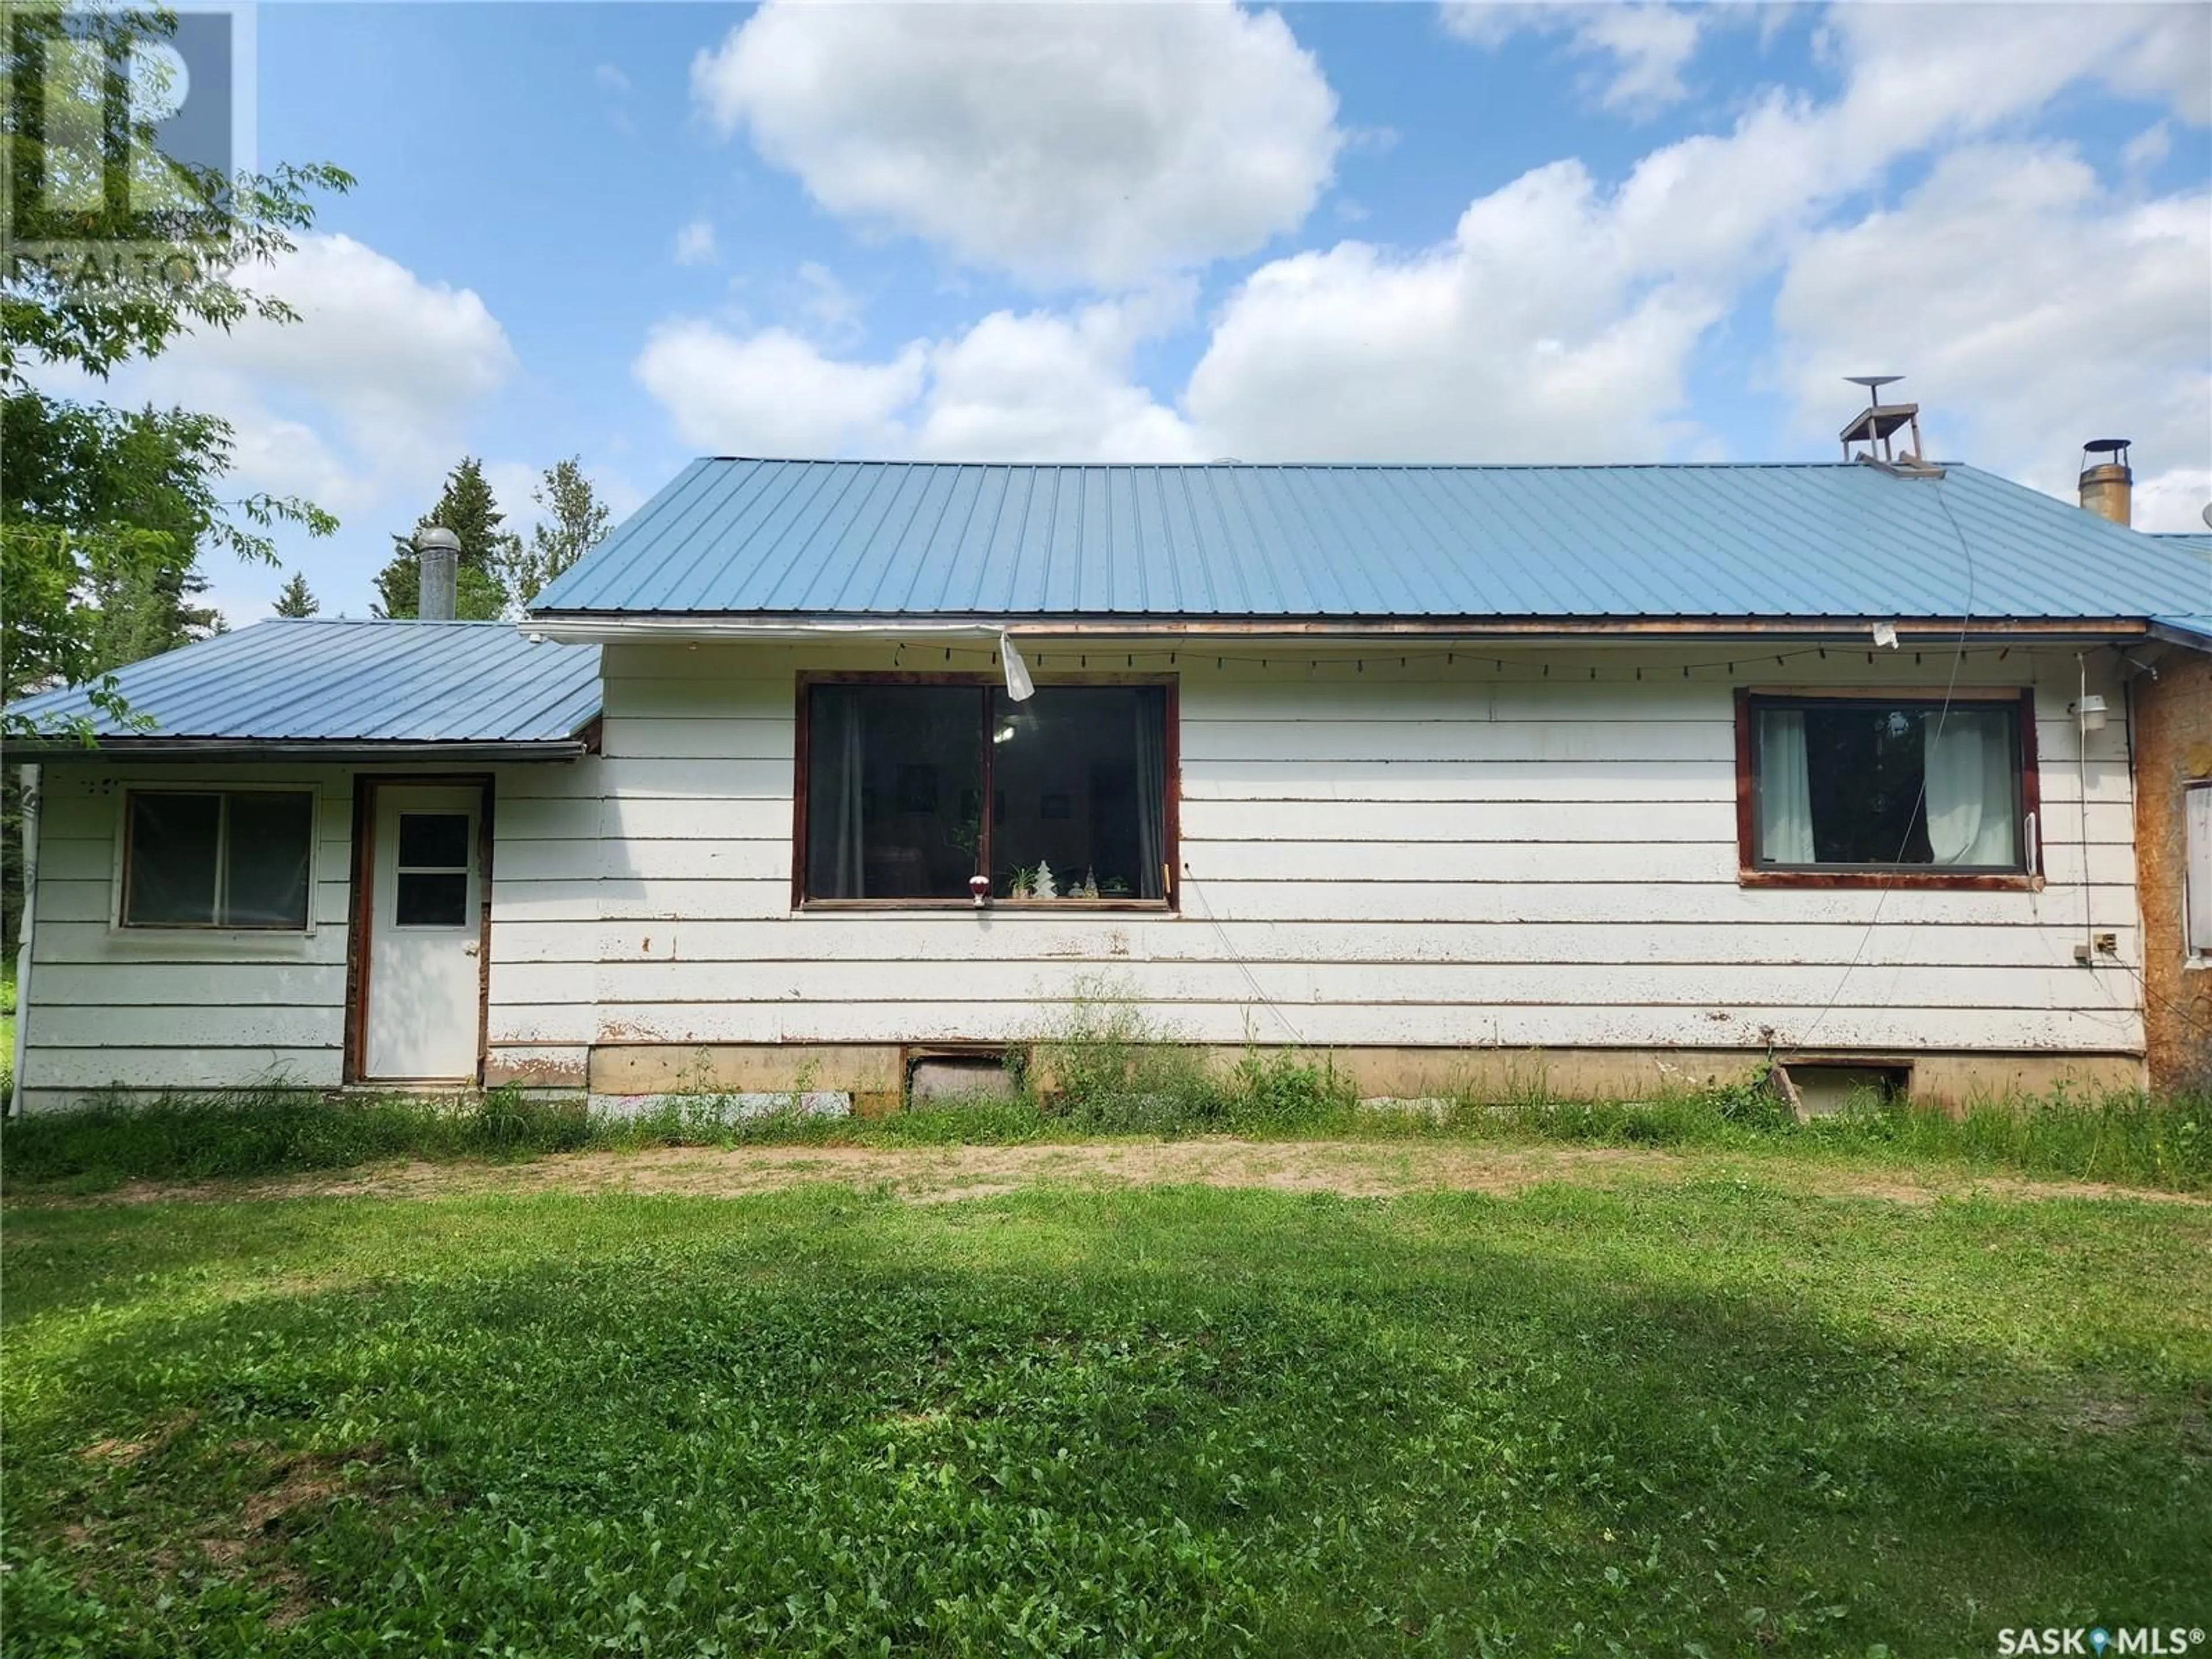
[
  {"x1": 397, "y1": 812, "x2": 470, "y2": 870},
  {"x1": 395, "y1": 870, "x2": 468, "y2": 927}
]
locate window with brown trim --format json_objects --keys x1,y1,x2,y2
[
  {"x1": 796, "y1": 676, "x2": 1175, "y2": 907},
  {"x1": 1738, "y1": 691, "x2": 2039, "y2": 887},
  {"x1": 122, "y1": 789, "x2": 315, "y2": 929},
  {"x1": 2187, "y1": 781, "x2": 2211, "y2": 960}
]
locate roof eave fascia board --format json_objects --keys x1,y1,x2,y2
[
  {"x1": 2147, "y1": 620, "x2": 2212, "y2": 653},
  {"x1": 14, "y1": 738, "x2": 592, "y2": 762},
  {"x1": 522, "y1": 612, "x2": 2157, "y2": 647}
]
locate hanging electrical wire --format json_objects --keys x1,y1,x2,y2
[{"x1": 1782, "y1": 475, "x2": 1980, "y2": 1060}]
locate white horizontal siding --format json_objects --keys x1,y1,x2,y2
[
  {"x1": 495, "y1": 959, "x2": 2127, "y2": 1011},
  {"x1": 21, "y1": 759, "x2": 581, "y2": 1105},
  {"x1": 488, "y1": 917, "x2": 2138, "y2": 969},
  {"x1": 22, "y1": 1046, "x2": 340, "y2": 1092},
  {"x1": 482, "y1": 642, "x2": 2145, "y2": 1060},
  {"x1": 501, "y1": 1003, "x2": 2140, "y2": 1055},
  {"x1": 1179, "y1": 756, "x2": 2134, "y2": 806},
  {"x1": 22, "y1": 766, "x2": 358, "y2": 1102}
]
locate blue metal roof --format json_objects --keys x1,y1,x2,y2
[
  {"x1": 529, "y1": 459, "x2": 2212, "y2": 623},
  {"x1": 6, "y1": 619, "x2": 601, "y2": 750}
]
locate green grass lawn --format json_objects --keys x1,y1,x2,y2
[
  {"x1": 5, "y1": 1173, "x2": 2209, "y2": 1656},
  {"x1": 1, "y1": 960, "x2": 15, "y2": 1097}
]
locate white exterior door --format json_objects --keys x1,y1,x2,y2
[{"x1": 364, "y1": 784, "x2": 484, "y2": 1081}]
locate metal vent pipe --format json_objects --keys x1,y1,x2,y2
[{"x1": 416, "y1": 526, "x2": 461, "y2": 620}]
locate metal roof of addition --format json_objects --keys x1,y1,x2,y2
[{"x1": 6, "y1": 619, "x2": 601, "y2": 755}]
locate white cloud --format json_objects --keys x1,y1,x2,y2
[
  {"x1": 593, "y1": 62, "x2": 631, "y2": 96},
  {"x1": 1186, "y1": 2, "x2": 2212, "y2": 468},
  {"x1": 89, "y1": 233, "x2": 516, "y2": 523},
  {"x1": 2135, "y1": 469, "x2": 2212, "y2": 536},
  {"x1": 1442, "y1": 3, "x2": 1707, "y2": 114},
  {"x1": 2122, "y1": 120, "x2": 2171, "y2": 177},
  {"x1": 1186, "y1": 163, "x2": 1717, "y2": 461},
  {"x1": 641, "y1": 2, "x2": 2209, "y2": 528},
  {"x1": 635, "y1": 320, "x2": 927, "y2": 455},
  {"x1": 35, "y1": 234, "x2": 517, "y2": 616},
  {"x1": 1772, "y1": 143, "x2": 2212, "y2": 531},
  {"x1": 690, "y1": 0, "x2": 1341, "y2": 286},
  {"x1": 914, "y1": 294, "x2": 1200, "y2": 461},
  {"x1": 634, "y1": 291, "x2": 1198, "y2": 463},
  {"x1": 672, "y1": 216, "x2": 718, "y2": 267}
]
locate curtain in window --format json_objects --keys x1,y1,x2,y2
[
  {"x1": 2186, "y1": 785, "x2": 2211, "y2": 956},
  {"x1": 1132, "y1": 692, "x2": 1165, "y2": 900},
  {"x1": 1925, "y1": 708, "x2": 2017, "y2": 866},
  {"x1": 126, "y1": 793, "x2": 221, "y2": 925},
  {"x1": 225, "y1": 793, "x2": 314, "y2": 927},
  {"x1": 1758, "y1": 710, "x2": 1816, "y2": 863},
  {"x1": 810, "y1": 689, "x2": 868, "y2": 899}
]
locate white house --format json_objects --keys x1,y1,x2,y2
[{"x1": 11, "y1": 438, "x2": 2211, "y2": 1115}]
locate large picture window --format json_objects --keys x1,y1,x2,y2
[
  {"x1": 799, "y1": 677, "x2": 1173, "y2": 906},
  {"x1": 122, "y1": 789, "x2": 315, "y2": 929},
  {"x1": 1741, "y1": 692, "x2": 2035, "y2": 884}
]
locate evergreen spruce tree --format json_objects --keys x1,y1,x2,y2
[
  {"x1": 373, "y1": 458, "x2": 517, "y2": 619},
  {"x1": 272, "y1": 573, "x2": 320, "y2": 617}
]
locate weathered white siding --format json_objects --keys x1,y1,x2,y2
[
  {"x1": 18, "y1": 764, "x2": 357, "y2": 1113},
  {"x1": 18, "y1": 641, "x2": 2145, "y2": 1111},
  {"x1": 482, "y1": 640, "x2": 2145, "y2": 1078}
]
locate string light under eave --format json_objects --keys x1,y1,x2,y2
[{"x1": 811, "y1": 639, "x2": 2059, "y2": 682}]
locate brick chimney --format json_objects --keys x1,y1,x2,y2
[{"x1": 2078, "y1": 438, "x2": 2131, "y2": 527}]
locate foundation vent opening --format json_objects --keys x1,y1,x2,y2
[
  {"x1": 908, "y1": 1052, "x2": 1021, "y2": 1104},
  {"x1": 1774, "y1": 1062, "x2": 1911, "y2": 1119}
]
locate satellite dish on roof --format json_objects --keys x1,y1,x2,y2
[
  {"x1": 2202, "y1": 502, "x2": 2212, "y2": 531},
  {"x1": 1844, "y1": 375, "x2": 1904, "y2": 396}
]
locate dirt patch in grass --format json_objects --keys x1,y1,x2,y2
[
  {"x1": 77, "y1": 1410, "x2": 196, "y2": 1467},
  {"x1": 29, "y1": 1138, "x2": 2210, "y2": 1209}
]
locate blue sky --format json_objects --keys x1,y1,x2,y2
[{"x1": 111, "y1": 1, "x2": 2212, "y2": 618}]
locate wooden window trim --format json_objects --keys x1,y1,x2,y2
[
  {"x1": 790, "y1": 670, "x2": 1180, "y2": 914},
  {"x1": 1734, "y1": 687, "x2": 2043, "y2": 891},
  {"x1": 117, "y1": 784, "x2": 320, "y2": 932},
  {"x1": 2186, "y1": 780, "x2": 2212, "y2": 962}
]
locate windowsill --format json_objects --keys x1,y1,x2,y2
[
  {"x1": 112, "y1": 923, "x2": 316, "y2": 937},
  {"x1": 97, "y1": 925, "x2": 323, "y2": 958},
  {"x1": 798, "y1": 899, "x2": 1175, "y2": 914},
  {"x1": 1738, "y1": 868, "x2": 2043, "y2": 892}
]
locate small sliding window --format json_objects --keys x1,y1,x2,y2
[
  {"x1": 797, "y1": 676, "x2": 1175, "y2": 908},
  {"x1": 1739, "y1": 691, "x2": 2037, "y2": 888},
  {"x1": 122, "y1": 789, "x2": 316, "y2": 929}
]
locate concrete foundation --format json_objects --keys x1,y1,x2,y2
[{"x1": 571, "y1": 1041, "x2": 2142, "y2": 1113}]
